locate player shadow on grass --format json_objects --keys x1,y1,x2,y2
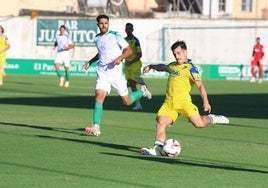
[
  {"x1": 0, "y1": 121, "x2": 141, "y2": 153},
  {"x1": 0, "y1": 121, "x2": 85, "y2": 136},
  {"x1": 102, "y1": 152, "x2": 268, "y2": 175},
  {"x1": 1, "y1": 93, "x2": 268, "y2": 119},
  {"x1": 3, "y1": 121, "x2": 268, "y2": 175},
  {"x1": 36, "y1": 135, "x2": 141, "y2": 153},
  {"x1": 35, "y1": 134, "x2": 268, "y2": 175}
]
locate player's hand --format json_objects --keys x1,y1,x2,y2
[
  {"x1": 203, "y1": 103, "x2": 211, "y2": 113},
  {"x1": 113, "y1": 57, "x2": 122, "y2": 65},
  {"x1": 83, "y1": 63, "x2": 90, "y2": 70},
  {"x1": 143, "y1": 65, "x2": 151, "y2": 73}
]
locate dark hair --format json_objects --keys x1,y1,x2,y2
[
  {"x1": 96, "y1": 14, "x2": 109, "y2": 23},
  {"x1": 125, "y1": 22, "x2": 133, "y2": 28},
  {"x1": 59, "y1": 25, "x2": 66, "y2": 30},
  {"x1": 0, "y1": 25, "x2": 4, "y2": 33},
  {"x1": 171, "y1": 40, "x2": 187, "y2": 51}
]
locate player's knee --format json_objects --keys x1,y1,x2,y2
[{"x1": 156, "y1": 117, "x2": 172, "y2": 129}]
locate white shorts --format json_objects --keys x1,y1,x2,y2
[
  {"x1": 95, "y1": 72, "x2": 129, "y2": 96},
  {"x1": 55, "y1": 51, "x2": 70, "y2": 67}
]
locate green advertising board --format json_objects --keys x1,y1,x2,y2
[
  {"x1": 6, "y1": 58, "x2": 97, "y2": 76},
  {"x1": 37, "y1": 19, "x2": 98, "y2": 46},
  {"x1": 5, "y1": 58, "x2": 268, "y2": 80}
]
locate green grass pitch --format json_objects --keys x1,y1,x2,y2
[{"x1": 0, "y1": 75, "x2": 268, "y2": 188}]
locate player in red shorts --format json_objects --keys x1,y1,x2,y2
[{"x1": 250, "y1": 37, "x2": 264, "y2": 83}]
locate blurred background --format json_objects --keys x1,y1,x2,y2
[{"x1": 1, "y1": 0, "x2": 268, "y2": 80}]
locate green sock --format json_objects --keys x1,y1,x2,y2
[
  {"x1": 93, "y1": 102, "x2": 103, "y2": 126},
  {"x1": 129, "y1": 90, "x2": 143, "y2": 104},
  {"x1": 55, "y1": 69, "x2": 62, "y2": 78},
  {"x1": 131, "y1": 88, "x2": 140, "y2": 105},
  {"x1": 65, "y1": 71, "x2": 70, "y2": 81}
]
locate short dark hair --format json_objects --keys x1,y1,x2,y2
[
  {"x1": 171, "y1": 40, "x2": 187, "y2": 51},
  {"x1": 125, "y1": 22, "x2": 133, "y2": 28},
  {"x1": 59, "y1": 25, "x2": 66, "y2": 30},
  {"x1": 96, "y1": 14, "x2": 109, "y2": 23},
  {"x1": 0, "y1": 25, "x2": 4, "y2": 33}
]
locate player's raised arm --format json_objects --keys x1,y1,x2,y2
[{"x1": 143, "y1": 64, "x2": 167, "y2": 73}]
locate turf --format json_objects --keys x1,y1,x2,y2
[{"x1": 0, "y1": 75, "x2": 267, "y2": 188}]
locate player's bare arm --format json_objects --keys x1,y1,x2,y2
[
  {"x1": 84, "y1": 53, "x2": 99, "y2": 70},
  {"x1": 195, "y1": 80, "x2": 211, "y2": 113},
  {"x1": 125, "y1": 52, "x2": 142, "y2": 66},
  {"x1": 113, "y1": 46, "x2": 132, "y2": 65},
  {"x1": 143, "y1": 64, "x2": 167, "y2": 73}
]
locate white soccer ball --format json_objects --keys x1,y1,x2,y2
[{"x1": 163, "y1": 138, "x2": 182, "y2": 157}]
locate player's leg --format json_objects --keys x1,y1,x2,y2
[
  {"x1": 54, "y1": 53, "x2": 65, "y2": 87},
  {"x1": 141, "y1": 103, "x2": 177, "y2": 156},
  {"x1": 85, "y1": 89, "x2": 107, "y2": 136},
  {"x1": 0, "y1": 66, "x2": 3, "y2": 86},
  {"x1": 129, "y1": 79, "x2": 142, "y2": 110},
  {"x1": 55, "y1": 62, "x2": 64, "y2": 87},
  {"x1": 258, "y1": 61, "x2": 263, "y2": 83},
  {"x1": 120, "y1": 86, "x2": 151, "y2": 105},
  {"x1": 128, "y1": 63, "x2": 146, "y2": 109},
  {"x1": 137, "y1": 77, "x2": 146, "y2": 86},
  {"x1": 181, "y1": 101, "x2": 209, "y2": 128},
  {"x1": 113, "y1": 74, "x2": 151, "y2": 106},
  {"x1": 0, "y1": 56, "x2": 5, "y2": 86},
  {"x1": 250, "y1": 61, "x2": 257, "y2": 82},
  {"x1": 141, "y1": 116, "x2": 173, "y2": 156},
  {"x1": 189, "y1": 114, "x2": 210, "y2": 128},
  {"x1": 184, "y1": 102, "x2": 229, "y2": 127},
  {"x1": 63, "y1": 53, "x2": 71, "y2": 87},
  {"x1": 54, "y1": 62, "x2": 61, "y2": 77},
  {"x1": 63, "y1": 66, "x2": 70, "y2": 87},
  {"x1": 189, "y1": 114, "x2": 229, "y2": 126},
  {"x1": 94, "y1": 89, "x2": 107, "y2": 125},
  {"x1": 85, "y1": 76, "x2": 110, "y2": 136}
]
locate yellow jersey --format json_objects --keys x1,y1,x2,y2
[
  {"x1": 0, "y1": 34, "x2": 9, "y2": 65},
  {"x1": 125, "y1": 36, "x2": 141, "y2": 63},
  {"x1": 0, "y1": 34, "x2": 9, "y2": 52},
  {"x1": 164, "y1": 60, "x2": 201, "y2": 108}
]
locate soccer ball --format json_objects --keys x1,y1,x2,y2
[{"x1": 163, "y1": 138, "x2": 181, "y2": 157}]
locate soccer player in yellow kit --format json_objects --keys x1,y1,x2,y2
[
  {"x1": 124, "y1": 23, "x2": 149, "y2": 110},
  {"x1": 0, "y1": 25, "x2": 10, "y2": 86},
  {"x1": 141, "y1": 40, "x2": 229, "y2": 156}
]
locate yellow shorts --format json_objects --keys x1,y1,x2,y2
[
  {"x1": 123, "y1": 61, "x2": 142, "y2": 82},
  {"x1": 157, "y1": 100, "x2": 199, "y2": 124},
  {"x1": 0, "y1": 54, "x2": 6, "y2": 67}
]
